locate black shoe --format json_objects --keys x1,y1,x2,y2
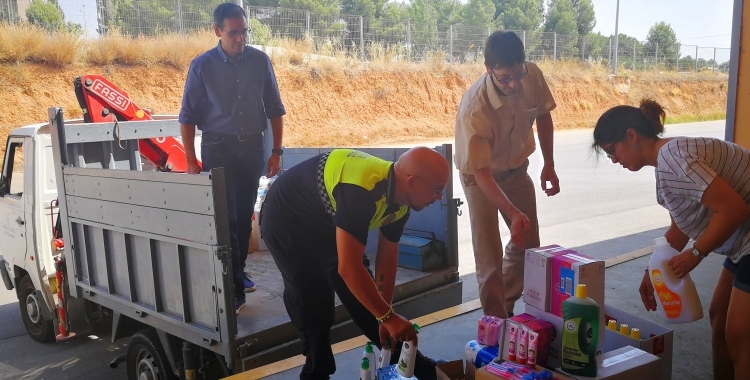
[{"x1": 412, "y1": 351, "x2": 446, "y2": 380}]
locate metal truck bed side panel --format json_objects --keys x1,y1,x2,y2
[{"x1": 48, "y1": 108, "x2": 237, "y2": 362}]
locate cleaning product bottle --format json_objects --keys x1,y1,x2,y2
[
  {"x1": 561, "y1": 284, "x2": 599, "y2": 377},
  {"x1": 360, "y1": 357, "x2": 372, "y2": 380},
  {"x1": 378, "y1": 339, "x2": 392, "y2": 369},
  {"x1": 363, "y1": 341, "x2": 376, "y2": 372},
  {"x1": 649, "y1": 237, "x2": 704, "y2": 324},
  {"x1": 396, "y1": 324, "x2": 420, "y2": 379}
]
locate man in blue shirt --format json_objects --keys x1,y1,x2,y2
[{"x1": 179, "y1": 3, "x2": 286, "y2": 315}]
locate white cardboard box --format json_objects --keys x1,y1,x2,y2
[
  {"x1": 520, "y1": 303, "x2": 673, "y2": 380},
  {"x1": 523, "y1": 245, "x2": 570, "y2": 311},
  {"x1": 603, "y1": 305, "x2": 674, "y2": 380}
]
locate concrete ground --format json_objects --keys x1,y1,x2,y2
[{"x1": 262, "y1": 230, "x2": 719, "y2": 380}]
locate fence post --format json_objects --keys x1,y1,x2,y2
[
  {"x1": 608, "y1": 37, "x2": 612, "y2": 69},
  {"x1": 407, "y1": 19, "x2": 412, "y2": 62},
  {"x1": 306, "y1": 11, "x2": 310, "y2": 36},
  {"x1": 553, "y1": 32, "x2": 557, "y2": 61},
  {"x1": 695, "y1": 45, "x2": 698, "y2": 72},
  {"x1": 488, "y1": 26, "x2": 491, "y2": 36},
  {"x1": 449, "y1": 25, "x2": 453, "y2": 63},
  {"x1": 655, "y1": 42, "x2": 658, "y2": 70},
  {"x1": 360, "y1": 16, "x2": 364, "y2": 61},
  {"x1": 633, "y1": 39, "x2": 636, "y2": 70},
  {"x1": 175, "y1": 0, "x2": 183, "y2": 34},
  {"x1": 581, "y1": 35, "x2": 585, "y2": 60},
  {"x1": 523, "y1": 30, "x2": 526, "y2": 50},
  {"x1": 713, "y1": 47, "x2": 717, "y2": 73}
]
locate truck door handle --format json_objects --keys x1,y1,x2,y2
[{"x1": 15, "y1": 217, "x2": 24, "y2": 226}]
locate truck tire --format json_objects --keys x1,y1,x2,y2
[
  {"x1": 18, "y1": 275, "x2": 55, "y2": 343},
  {"x1": 126, "y1": 328, "x2": 178, "y2": 380}
]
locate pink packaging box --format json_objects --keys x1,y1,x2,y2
[
  {"x1": 477, "y1": 315, "x2": 504, "y2": 347},
  {"x1": 521, "y1": 318, "x2": 555, "y2": 367},
  {"x1": 549, "y1": 251, "x2": 605, "y2": 318},
  {"x1": 503, "y1": 313, "x2": 535, "y2": 363},
  {"x1": 523, "y1": 245, "x2": 570, "y2": 311}
]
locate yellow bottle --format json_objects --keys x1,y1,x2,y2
[{"x1": 648, "y1": 238, "x2": 704, "y2": 324}]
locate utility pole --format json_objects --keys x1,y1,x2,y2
[{"x1": 613, "y1": 0, "x2": 620, "y2": 74}]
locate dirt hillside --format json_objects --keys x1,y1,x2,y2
[{"x1": 0, "y1": 64, "x2": 728, "y2": 148}]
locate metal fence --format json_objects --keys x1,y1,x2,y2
[{"x1": 1, "y1": 0, "x2": 731, "y2": 73}]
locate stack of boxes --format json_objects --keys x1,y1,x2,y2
[{"x1": 469, "y1": 244, "x2": 674, "y2": 380}]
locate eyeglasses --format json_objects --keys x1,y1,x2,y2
[
  {"x1": 412, "y1": 175, "x2": 445, "y2": 197},
  {"x1": 602, "y1": 143, "x2": 618, "y2": 160},
  {"x1": 491, "y1": 62, "x2": 528, "y2": 85},
  {"x1": 223, "y1": 28, "x2": 249, "y2": 38}
]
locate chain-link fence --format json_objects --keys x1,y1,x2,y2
[{"x1": 1, "y1": 0, "x2": 731, "y2": 72}]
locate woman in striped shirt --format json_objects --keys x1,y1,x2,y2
[{"x1": 593, "y1": 99, "x2": 750, "y2": 380}]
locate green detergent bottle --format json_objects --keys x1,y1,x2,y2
[{"x1": 561, "y1": 284, "x2": 599, "y2": 377}]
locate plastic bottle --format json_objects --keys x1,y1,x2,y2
[
  {"x1": 360, "y1": 357, "x2": 372, "y2": 380},
  {"x1": 464, "y1": 340, "x2": 500, "y2": 368},
  {"x1": 396, "y1": 324, "x2": 420, "y2": 378},
  {"x1": 618, "y1": 324, "x2": 629, "y2": 336},
  {"x1": 363, "y1": 342, "x2": 376, "y2": 374},
  {"x1": 630, "y1": 328, "x2": 641, "y2": 340},
  {"x1": 648, "y1": 237, "x2": 704, "y2": 324},
  {"x1": 607, "y1": 319, "x2": 617, "y2": 331},
  {"x1": 378, "y1": 339, "x2": 392, "y2": 369},
  {"x1": 561, "y1": 284, "x2": 599, "y2": 377}
]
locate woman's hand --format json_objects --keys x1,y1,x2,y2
[
  {"x1": 379, "y1": 313, "x2": 417, "y2": 347},
  {"x1": 639, "y1": 270, "x2": 658, "y2": 311},
  {"x1": 668, "y1": 250, "x2": 703, "y2": 279}
]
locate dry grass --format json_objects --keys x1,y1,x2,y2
[
  {"x1": 0, "y1": 23, "x2": 44, "y2": 63},
  {"x1": 33, "y1": 30, "x2": 82, "y2": 67},
  {"x1": 0, "y1": 23, "x2": 731, "y2": 88}
]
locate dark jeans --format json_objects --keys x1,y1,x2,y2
[
  {"x1": 201, "y1": 132, "x2": 264, "y2": 300},
  {"x1": 260, "y1": 201, "x2": 431, "y2": 380}
]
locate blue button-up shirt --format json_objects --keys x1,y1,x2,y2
[{"x1": 179, "y1": 42, "x2": 286, "y2": 136}]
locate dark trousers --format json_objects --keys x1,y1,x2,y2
[
  {"x1": 260, "y1": 202, "x2": 429, "y2": 380},
  {"x1": 201, "y1": 132, "x2": 264, "y2": 300}
]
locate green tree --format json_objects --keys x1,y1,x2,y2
[
  {"x1": 278, "y1": 0, "x2": 340, "y2": 15},
  {"x1": 645, "y1": 22, "x2": 679, "y2": 69},
  {"x1": 246, "y1": 0, "x2": 281, "y2": 6},
  {"x1": 341, "y1": 0, "x2": 386, "y2": 17},
  {"x1": 543, "y1": 0, "x2": 577, "y2": 34},
  {"x1": 26, "y1": 0, "x2": 65, "y2": 30},
  {"x1": 433, "y1": 0, "x2": 464, "y2": 25},
  {"x1": 573, "y1": 0, "x2": 595, "y2": 35},
  {"x1": 462, "y1": 0, "x2": 495, "y2": 27},
  {"x1": 496, "y1": 0, "x2": 544, "y2": 31}
]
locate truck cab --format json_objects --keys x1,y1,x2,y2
[{"x1": 1, "y1": 122, "x2": 63, "y2": 342}]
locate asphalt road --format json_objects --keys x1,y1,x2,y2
[{"x1": 0, "y1": 120, "x2": 726, "y2": 379}]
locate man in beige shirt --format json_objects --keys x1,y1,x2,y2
[{"x1": 454, "y1": 31, "x2": 560, "y2": 318}]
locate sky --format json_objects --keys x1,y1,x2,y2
[
  {"x1": 590, "y1": 0, "x2": 734, "y2": 61},
  {"x1": 58, "y1": 0, "x2": 736, "y2": 61}
]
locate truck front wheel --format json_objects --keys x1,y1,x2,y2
[
  {"x1": 18, "y1": 275, "x2": 55, "y2": 343},
  {"x1": 126, "y1": 328, "x2": 177, "y2": 380}
]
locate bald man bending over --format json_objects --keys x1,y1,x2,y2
[{"x1": 260, "y1": 147, "x2": 449, "y2": 380}]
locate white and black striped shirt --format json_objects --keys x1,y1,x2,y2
[{"x1": 656, "y1": 137, "x2": 750, "y2": 263}]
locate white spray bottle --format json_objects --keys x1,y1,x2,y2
[
  {"x1": 360, "y1": 357, "x2": 372, "y2": 380},
  {"x1": 363, "y1": 341, "x2": 376, "y2": 372},
  {"x1": 396, "y1": 323, "x2": 420, "y2": 379},
  {"x1": 648, "y1": 237, "x2": 704, "y2": 324},
  {"x1": 378, "y1": 339, "x2": 392, "y2": 369}
]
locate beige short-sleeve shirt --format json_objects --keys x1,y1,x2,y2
[{"x1": 454, "y1": 62, "x2": 556, "y2": 174}]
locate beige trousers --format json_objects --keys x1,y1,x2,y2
[{"x1": 460, "y1": 160, "x2": 540, "y2": 318}]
